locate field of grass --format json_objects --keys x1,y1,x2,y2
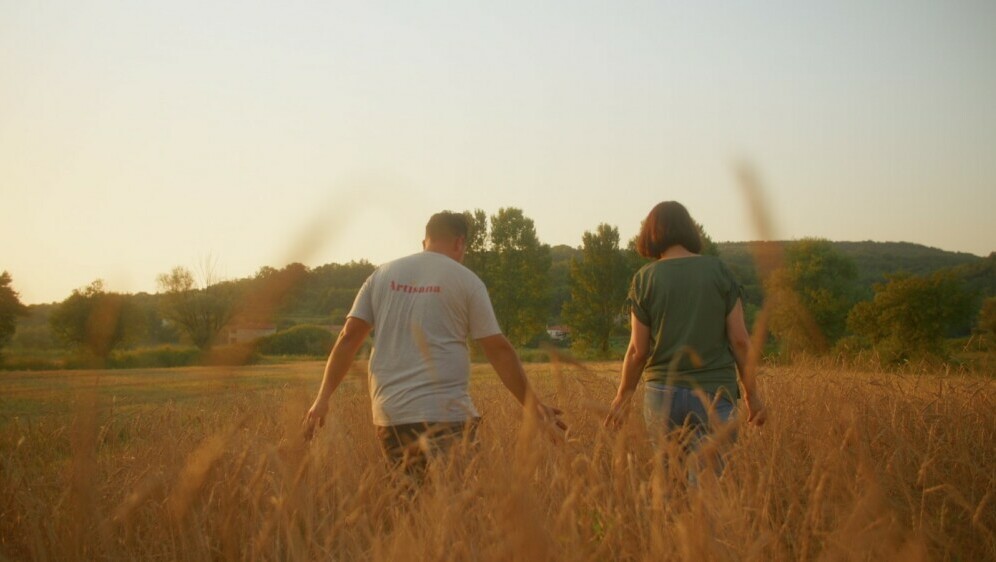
[{"x1": 1, "y1": 360, "x2": 993, "y2": 561}]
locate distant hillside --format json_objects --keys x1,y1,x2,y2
[
  {"x1": 543, "y1": 240, "x2": 989, "y2": 321},
  {"x1": 717, "y1": 241, "x2": 986, "y2": 291}
]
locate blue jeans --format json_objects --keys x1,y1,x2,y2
[{"x1": 643, "y1": 382, "x2": 737, "y2": 455}]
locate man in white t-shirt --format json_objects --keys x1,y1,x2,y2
[{"x1": 303, "y1": 211, "x2": 565, "y2": 475}]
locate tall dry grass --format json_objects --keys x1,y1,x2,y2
[{"x1": 1, "y1": 360, "x2": 993, "y2": 561}]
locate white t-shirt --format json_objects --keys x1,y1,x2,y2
[{"x1": 347, "y1": 251, "x2": 502, "y2": 426}]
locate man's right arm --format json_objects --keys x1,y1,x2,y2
[
  {"x1": 476, "y1": 333, "x2": 566, "y2": 431},
  {"x1": 303, "y1": 316, "x2": 372, "y2": 440}
]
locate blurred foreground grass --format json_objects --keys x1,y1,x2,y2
[{"x1": 1, "y1": 361, "x2": 993, "y2": 561}]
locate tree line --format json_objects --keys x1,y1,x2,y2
[{"x1": 1, "y1": 208, "x2": 994, "y2": 368}]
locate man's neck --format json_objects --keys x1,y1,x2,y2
[
  {"x1": 423, "y1": 236, "x2": 465, "y2": 263},
  {"x1": 424, "y1": 246, "x2": 459, "y2": 262}
]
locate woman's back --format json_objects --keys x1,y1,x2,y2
[{"x1": 629, "y1": 255, "x2": 742, "y2": 400}]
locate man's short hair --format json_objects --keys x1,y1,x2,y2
[
  {"x1": 636, "y1": 201, "x2": 703, "y2": 258},
  {"x1": 425, "y1": 211, "x2": 469, "y2": 241}
]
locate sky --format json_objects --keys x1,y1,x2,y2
[{"x1": 2, "y1": 1, "x2": 995, "y2": 304}]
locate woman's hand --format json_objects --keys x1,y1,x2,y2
[
  {"x1": 605, "y1": 314, "x2": 648, "y2": 430},
  {"x1": 603, "y1": 392, "x2": 632, "y2": 429},
  {"x1": 744, "y1": 394, "x2": 767, "y2": 427}
]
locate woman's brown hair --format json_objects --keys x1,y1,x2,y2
[{"x1": 636, "y1": 201, "x2": 703, "y2": 258}]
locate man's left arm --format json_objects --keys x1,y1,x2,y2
[{"x1": 477, "y1": 333, "x2": 566, "y2": 432}]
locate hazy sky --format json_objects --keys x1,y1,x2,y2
[{"x1": 2, "y1": 1, "x2": 995, "y2": 304}]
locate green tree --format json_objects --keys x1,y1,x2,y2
[
  {"x1": 624, "y1": 235, "x2": 648, "y2": 276},
  {"x1": 767, "y1": 238, "x2": 859, "y2": 355},
  {"x1": 466, "y1": 208, "x2": 551, "y2": 347},
  {"x1": 240, "y1": 262, "x2": 310, "y2": 323},
  {"x1": 563, "y1": 224, "x2": 630, "y2": 356},
  {"x1": 307, "y1": 261, "x2": 375, "y2": 321},
  {"x1": 696, "y1": 222, "x2": 720, "y2": 257},
  {"x1": 0, "y1": 271, "x2": 29, "y2": 357},
  {"x1": 462, "y1": 209, "x2": 490, "y2": 275},
  {"x1": 977, "y1": 297, "x2": 996, "y2": 336},
  {"x1": 847, "y1": 271, "x2": 972, "y2": 362},
  {"x1": 50, "y1": 280, "x2": 141, "y2": 361},
  {"x1": 547, "y1": 245, "x2": 579, "y2": 324},
  {"x1": 157, "y1": 267, "x2": 238, "y2": 350},
  {"x1": 7, "y1": 305, "x2": 56, "y2": 351},
  {"x1": 130, "y1": 292, "x2": 180, "y2": 345}
]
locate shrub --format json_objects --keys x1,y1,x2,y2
[
  {"x1": 108, "y1": 346, "x2": 199, "y2": 369},
  {"x1": 0, "y1": 355, "x2": 63, "y2": 371},
  {"x1": 257, "y1": 325, "x2": 334, "y2": 357}
]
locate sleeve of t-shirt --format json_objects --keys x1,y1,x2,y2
[
  {"x1": 468, "y1": 279, "x2": 502, "y2": 339},
  {"x1": 719, "y1": 261, "x2": 745, "y2": 314},
  {"x1": 347, "y1": 272, "x2": 376, "y2": 326},
  {"x1": 627, "y1": 272, "x2": 651, "y2": 326}
]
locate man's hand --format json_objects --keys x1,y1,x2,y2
[
  {"x1": 603, "y1": 392, "x2": 632, "y2": 429},
  {"x1": 536, "y1": 402, "x2": 567, "y2": 432},
  {"x1": 530, "y1": 400, "x2": 568, "y2": 444},
  {"x1": 478, "y1": 333, "x2": 568, "y2": 438},
  {"x1": 745, "y1": 394, "x2": 767, "y2": 427},
  {"x1": 302, "y1": 317, "x2": 372, "y2": 442},
  {"x1": 302, "y1": 397, "x2": 329, "y2": 441}
]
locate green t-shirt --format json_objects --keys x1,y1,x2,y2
[{"x1": 628, "y1": 256, "x2": 743, "y2": 400}]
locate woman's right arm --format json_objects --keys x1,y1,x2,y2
[
  {"x1": 726, "y1": 299, "x2": 767, "y2": 426},
  {"x1": 604, "y1": 312, "x2": 650, "y2": 428}
]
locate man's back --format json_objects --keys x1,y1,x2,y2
[
  {"x1": 302, "y1": 211, "x2": 564, "y2": 469},
  {"x1": 349, "y1": 251, "x2": 501, "y2": 426}
]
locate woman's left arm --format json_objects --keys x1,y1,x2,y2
[{"x1": 726, "y1": 299, "x2": 766, "y2": 426}]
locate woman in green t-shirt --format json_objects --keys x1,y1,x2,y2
[{"x1": 604, "y1": 201, "x2": 766, "y2": 461}]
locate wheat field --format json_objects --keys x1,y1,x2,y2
[{"x1": 1, "y1": 360, "x2": 993, "y2": 561}]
